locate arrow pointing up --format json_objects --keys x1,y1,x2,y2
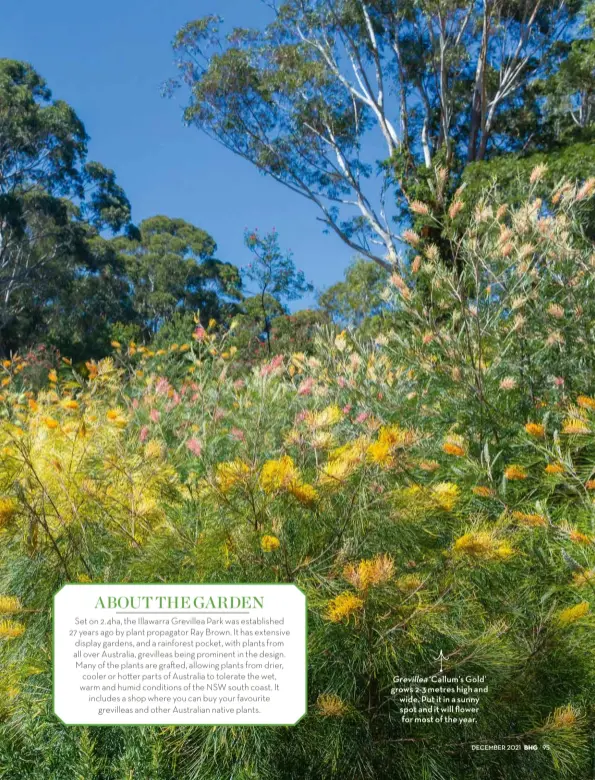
[{"x1": 435, "y1": 650, "x2": 447, "y2": 673}]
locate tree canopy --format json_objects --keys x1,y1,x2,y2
[
  {"x1": 0, "y1": 61, "x2": 250, "y2": 359},
  {"x1": 319, "y1": 256, "x2": 388, "y2": 326},
  {"x1": 242, "y1": 228, "x2": 313, "y2": 352},
  {"x1": 171, "y1": 0, "x2": 594, "y2": 269},
  {"x1": 112, "y1": 215, "x2": 242, "y2": 337},
  {"x1": 0, "y1": 58, "x2": 133, "y2": 354}
]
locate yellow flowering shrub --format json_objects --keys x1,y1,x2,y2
[{"x1": 1, "y1": 183, "x2": 595, "y2": 777}]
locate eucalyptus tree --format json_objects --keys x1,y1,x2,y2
[
  {"x1": 113, "y1": 215, "x2": 242, "y2": 337},
  {"x1": 243, "y1": 228, "x2": 313, "y2": 353},
  {"x1": 319, "y1": 256, "x2": 388, "y2": 326},
  {"x1": 0, "y1": 59, "x2": 131, "y2": 337},
  {"x1": 170, "y1": 0, "x2": 585, "y2": 271}
]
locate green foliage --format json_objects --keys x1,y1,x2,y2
[
  {"x1": 0, "y1": 59, "x2": 133, "y2": 357},
  {"x1": 172, "y1": 0, "x2": 588, "y2": 270},
  {"x1": 0, "y1": 61, "x2": 243, "y2": 362},
  {"x1": 462, "y1": 144, "x2": 595, "y2": 238},
  {"x1": 113, "y1": 215, "x2": 242, "y2": 337},
  {"x1": 242, "y1": 229, "x2": 313, "y2": 354},
  {"x1": 0, "y1": 181, "x2": 594, "y2": 778},
  {"x1": 319, "y1": 258, "x2": 389, "y2": 327}
]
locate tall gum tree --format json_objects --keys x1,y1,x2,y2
[
  {"x1": 0, "y1": 59, "x2": 132, "y2": 334},
  {"x1": 169, "y1": 0, "x2": 584, "y2": 271}
]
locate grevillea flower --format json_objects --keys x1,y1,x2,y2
[
  {"x1": 569, "y1": 530, "x2": 592, "y2": 545},
  {"x1": 261, "y1": 535, "x2": 280, "y2": 552},
  {"x1": 0, "y1": 498, "x2": 17, "y2": 527},
  {"x1": 186, "y1": 438, "x2": 202, "y2": 457},
  {"x1": 511, "y1": 511, "x2": 547, "y2": 527},
  {"x1": 324, "y1": 592, "x2": 364, "y2": 623},
  {"x1": 155, "y1": 377, "x2": 171, "y2": 396},
  {"x1": 410, "y1": 200, "x2": 430, "y2": 216},
  {"x1": 453, "y1": 531, "x2": 513, "y2": 559},
  {"x1": 367, "y1": 425, "x2": 415, "y2": 467},
  {"x1": 402, "y1": 229, "x2": 421, "y2": 246},
  {"x1": 0, "y1": 596, "x2": 21, "y2": 614},
  {"x1": 0, "y1": 620, "x2": 25, "y2": 639},
  {"x1": 547, "y1": 705, "x2": 581, "y2": 730},
  {"x1": 297, "y1": 378, "x2": 314, "y2": 396},
  {"x1": 334, "y1": 332, "x2": 347, "y2": 351},
  {"x1": 448, "y1": 200, "x2": 464, "y2": 219},
  {"x1": 343, "y1": 554, "x2": 394, "y2": 591},
  {"x1": 288, "y1": 482, "x2": 318, "y2": 505},
  {"x1": 577, "y1": 395, "x2": 595, "y2": 411},
  {"x1": 573, "y1": 569, "x2": 595, "y2": 587},
  {"x1": 149, "y1": 408, "x2": 160, "y2": 423},
  {"x1": 214, "y1": 460, "x2": 251, "y2": 494},
  {"x1": 472, "y1": 486, "x2": 494, "y2": 498},
  {"x1": 505, "y1": 464, "x2": 528, "y2": 480},
  {"x1": 431, "y1": 482, "x2": 461, "y2": 511},
  {"x1": 557, "y1": 601, "x2": 589, "y2": 625},
  {"x1": 530, "y1": 163, "x2": 548, "y2": 183},
  {"x1": 525, "y1": 422, "x2": 545, "y2": 438},
  {"x1": 260, "y1": 355, "x2": 284, "y2": 376},
  {"x1": 305, "y1": 405, "x2": 342, "y2": 429},
  {"x1": 500, "y1": 377, "x2": 517, "y2": 390},
  {"x1": 443, "y1": 434, "x2": 466, "y2": 457},
  {"x1": 576, "y1": 177, "x2": 595, "y2": 201},
  {"x1": 260, "y1": 456, "x2": 299, "y2": 493},
  {"x1": 144, "y1": 440, "x2": 164, "y2": 459},
  {"x1": 316, "y1": 693, "x2": 349, "y2": 717}
]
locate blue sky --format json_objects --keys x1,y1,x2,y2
[{"x1": 1, "y1": 0, "x2": 363, "y2": 307}]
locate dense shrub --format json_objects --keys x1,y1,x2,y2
[{"x1": 0, "y1": 175, "x2": 594, "y2": 778}]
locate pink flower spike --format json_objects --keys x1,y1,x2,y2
[
  {"x1": 297, "y1": 378, "x2": 314, "y2": 396},
  {"x1": 139, "y1": 426, "x2": 150, "y2": 443},
  {"x1": 155, "y1": 377, "x2": 170, "y2": 396},
  {"x1": 186, "y1": 438, "x2": 202, "y2": 457},
  {"x1": 150, "y1": 408, "x2": 160, "y2": 423},
  {"x1": 193, "y1": 325, "x2": 208, "y2": 342}
]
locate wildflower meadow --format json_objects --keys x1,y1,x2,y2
[{"x1": 0, "y1": 178, "x2": 595, "y2": 778}]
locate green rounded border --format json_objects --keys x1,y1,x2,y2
[{"x1": 53, "y1": 582, "x2": 307, "y2": 727}]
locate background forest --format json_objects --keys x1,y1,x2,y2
[{"x1": 1, "y1": 0, "x2": 595, "y2": 778}]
